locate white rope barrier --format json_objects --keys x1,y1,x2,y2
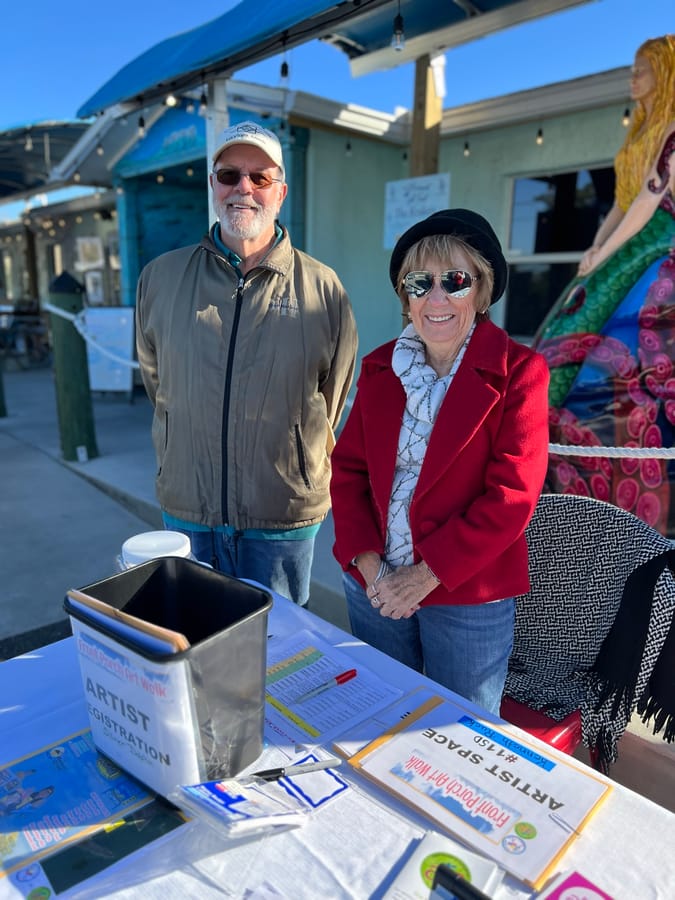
[
  {"x1": 549, "y1": 443, "x2": 675, "y2": 459},
  {"x1": 44, "y1": 302, "x2": 140, "y2": 370},
  {"x1": 42, "y1": 302, "x2": 675, "y2": 461}
]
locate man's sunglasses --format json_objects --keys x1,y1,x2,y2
[
  {"x1": 403, "y1": 270, "x2": 481, "y2": 299},
  {"x1": 213, "y1": 168, "x2": 282, "y2": 189}
]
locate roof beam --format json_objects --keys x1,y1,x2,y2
[{"x1": 349, "y1": 0, "x2": 591, "y2": 76}]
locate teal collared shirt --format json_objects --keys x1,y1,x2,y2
[
  {"x1": 163, "y1": 512, "x2": 320, "y2": 541},
  {"x1": 212, "y1": 222, "x2": 283, "y2": 274}
]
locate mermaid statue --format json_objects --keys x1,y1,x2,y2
[{"x1": 533, "y1": 35, "x2": 675, "y2": 535}]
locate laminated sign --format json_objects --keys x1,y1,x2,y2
[{"x1": 72, "y1": 620, "x2": 201, "y2": 797}]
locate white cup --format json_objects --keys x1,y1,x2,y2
[{"x1": 121, "y1": 530, "x2": 193, "y2": 569}]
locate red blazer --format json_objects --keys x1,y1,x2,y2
[{"x1": 330, "y1": 319, "x2": 550, "y2": 606}]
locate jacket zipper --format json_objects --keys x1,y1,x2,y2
[{"x1": 221, "y1": 277, "x2": 245, "y2": 522}]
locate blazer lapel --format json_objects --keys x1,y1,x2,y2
[{"x1": 359, "y1": 365, "x2": 405, "y2": 507}]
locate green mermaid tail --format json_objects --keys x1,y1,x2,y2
[{"x1": 534, "y1": 207, "x2": 675, "y2": 407}]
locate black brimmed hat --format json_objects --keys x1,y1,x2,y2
[{"x1": 389, "y1": 208, "x2": 508, "y2": 304}]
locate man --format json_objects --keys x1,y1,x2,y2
[{"x1": 136, "y1": 121, "x2": 357, "y2": 605}]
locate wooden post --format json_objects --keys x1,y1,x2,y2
[
  {"x1": 409, "y1": 54, "x2": 442, "y2": 178},
  {"x1": 49, "y1": 272, "x2": 99, "y2": 461}
]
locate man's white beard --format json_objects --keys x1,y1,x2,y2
[{"x1": 216, "y1": 195, "x2": 277, "y2": 242}]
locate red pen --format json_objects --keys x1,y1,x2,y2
[{"x1": 295, "y1": 668, "x2": 357, "y2": 703}]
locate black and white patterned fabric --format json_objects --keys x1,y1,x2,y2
[{"x1": 505, "y1": 493, "x2": 675, "y2": 769}]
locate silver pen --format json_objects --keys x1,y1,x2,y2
[{"x1": 251, "y1": 756, "x2": 342, "y2": 781}]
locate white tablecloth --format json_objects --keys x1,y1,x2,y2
[{"x1": 1, "y1": 596, "x2": 674, "y2": 899}]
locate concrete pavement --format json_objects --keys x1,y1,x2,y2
[{"x1": 0, "y1": 365, "x2": 348, "y2": 659}]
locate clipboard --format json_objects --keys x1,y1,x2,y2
[{"x1": 67, "y1": 588, "x2": 190, "y2": 653}]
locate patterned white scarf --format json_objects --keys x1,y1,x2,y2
[{"x1": 384, "y1": 323, "x2": 474, "y2": 567}]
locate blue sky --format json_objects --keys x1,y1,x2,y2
[{"x1": 2, "y1": 0, "x2": 672, "y2": 131}]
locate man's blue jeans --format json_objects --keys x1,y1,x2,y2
[
  {"x1": 174, "y1": 527, "x2": 315, "y2": 607},
  {"x1": 342, "y1": 573, "x2": 514, "y2": 714}
]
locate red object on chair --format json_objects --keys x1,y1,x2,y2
[{"x1": 500, "y1": 695, "x2": 582, "y2": 756}]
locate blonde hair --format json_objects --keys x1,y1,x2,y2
[
  {"x1": 395, "y1": 234, "x2": 494, "y2": 319},
  {"x1": 615, "y1": 34, "x2": 675, "y2": 209}
]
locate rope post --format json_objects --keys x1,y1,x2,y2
[{"x1": 48, "y1": 272, "x2": 99, "y2": 461}]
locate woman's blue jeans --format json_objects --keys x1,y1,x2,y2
[
  {"x1": 173, "y1": 527, "x2": 314, "y2": 607},
  {"x1": 342, "y1": 573, "x2": 514, "y2": 715}
]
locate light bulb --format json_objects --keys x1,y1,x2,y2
[
  {"x1": 138, "y1": 116, "x2": 146, "y2": 138},
  {"x1": 535, "y1": 128, "x2": 544, "y2": 146},
  {"x1": 165, "y1": 93, "x2": 178, "y2": 107},
  {"x1": 391, "y1": 13, "x2": 405, "y2": 51},
  {"x1": 463, "y1": 142, "x2": 470, "y2": 158},
  {"x1": 622, "y1": 108, "x2": 630, "y2": 127}
]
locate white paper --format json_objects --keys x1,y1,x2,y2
[{"x1": 265, "y1": 631, "x2": 402, "y2": 746}]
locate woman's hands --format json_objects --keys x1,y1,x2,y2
[{"x1": 365, "y1": 561, "x2": 440, "y2": 620}]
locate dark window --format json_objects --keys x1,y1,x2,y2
[
  {"x1": 507, "y1": 262, "x2": 579, "y2": 338},
  {"x1": 506, "y1": 166, "x2": 615, "y2": 337}
]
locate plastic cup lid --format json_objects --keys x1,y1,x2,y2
[{"x1": 121, "y1": 531, "x2": 192, "y2": 567}]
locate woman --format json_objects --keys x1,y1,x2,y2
[
  {"x1": 330, "y1": 209, "x2": 550, "y2": 714},
  {"x1": 534, "y1": 35, "x2": 675, "y2": 534}
]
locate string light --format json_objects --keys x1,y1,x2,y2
[
  {"x1": 280, "y1": 58, "x2": 290, "y2": 88},
  {"x1": 73, "y1": 171, "x2": 81, "y2": 183},
  {"x1": 96, "y1": 144, "x2": 104, "y2": 156},
  {"x1": 463, "y1": 142, "x2": 470, "y2": 158},
  {"x1": 198, "y1": 92, "x2": 208, "y2": 116},
  {"x1": 535, "y1": 128, "x2": 544, "y2": 146},
  {"x1": 24, "y1": 132, "x2": 33, "y2": 152},
  {"x1": 138, "y1": 115, "x2": 146, "y2": 138},
  {"x1": 345, "y1": 141, "x2": 352, "y2": 157},
  {"x1": 186, "y1": 167, "x2": 194, "y2": 177},
  {"x1": 156, "y1": 174, "x2": 165, "y2": 184},
  {"x1": 391, "y1": 0, "x2": 405, "y2": 51},
  {"x1": 622, "y1": 107, "x2": 631, "y2": 127},
  {"x1": 185, "y1": 99, "x2": 195, "y2": 114},
  {"x1": 165, "y1": 92, "x2": 178, "y2": 107}
]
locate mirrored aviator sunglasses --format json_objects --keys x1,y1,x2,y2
[
  {"x1": 213, "y1": 168, "x2": 281, "y2": 189},
  {"x1": 403, "y1": 269, "x2": 481, "y2": 299}
]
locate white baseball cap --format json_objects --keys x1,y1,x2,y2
[{"x1": 212, "y1": 121, "x2": 284, "y2": 173}]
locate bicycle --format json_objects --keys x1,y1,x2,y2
[{"x1": 0, "y1": 308, "x2": 52, "y2": 370}]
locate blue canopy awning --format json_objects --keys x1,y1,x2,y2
[
  {"x1": 78, "y1": 0, "x2": 388, "y2": 117},
  {"x1": 78, "y1": 0, "x2": 591, "y2": 118},
  {"x1": 0, "y1": 121, "x2": 89, "y2": 201}
]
